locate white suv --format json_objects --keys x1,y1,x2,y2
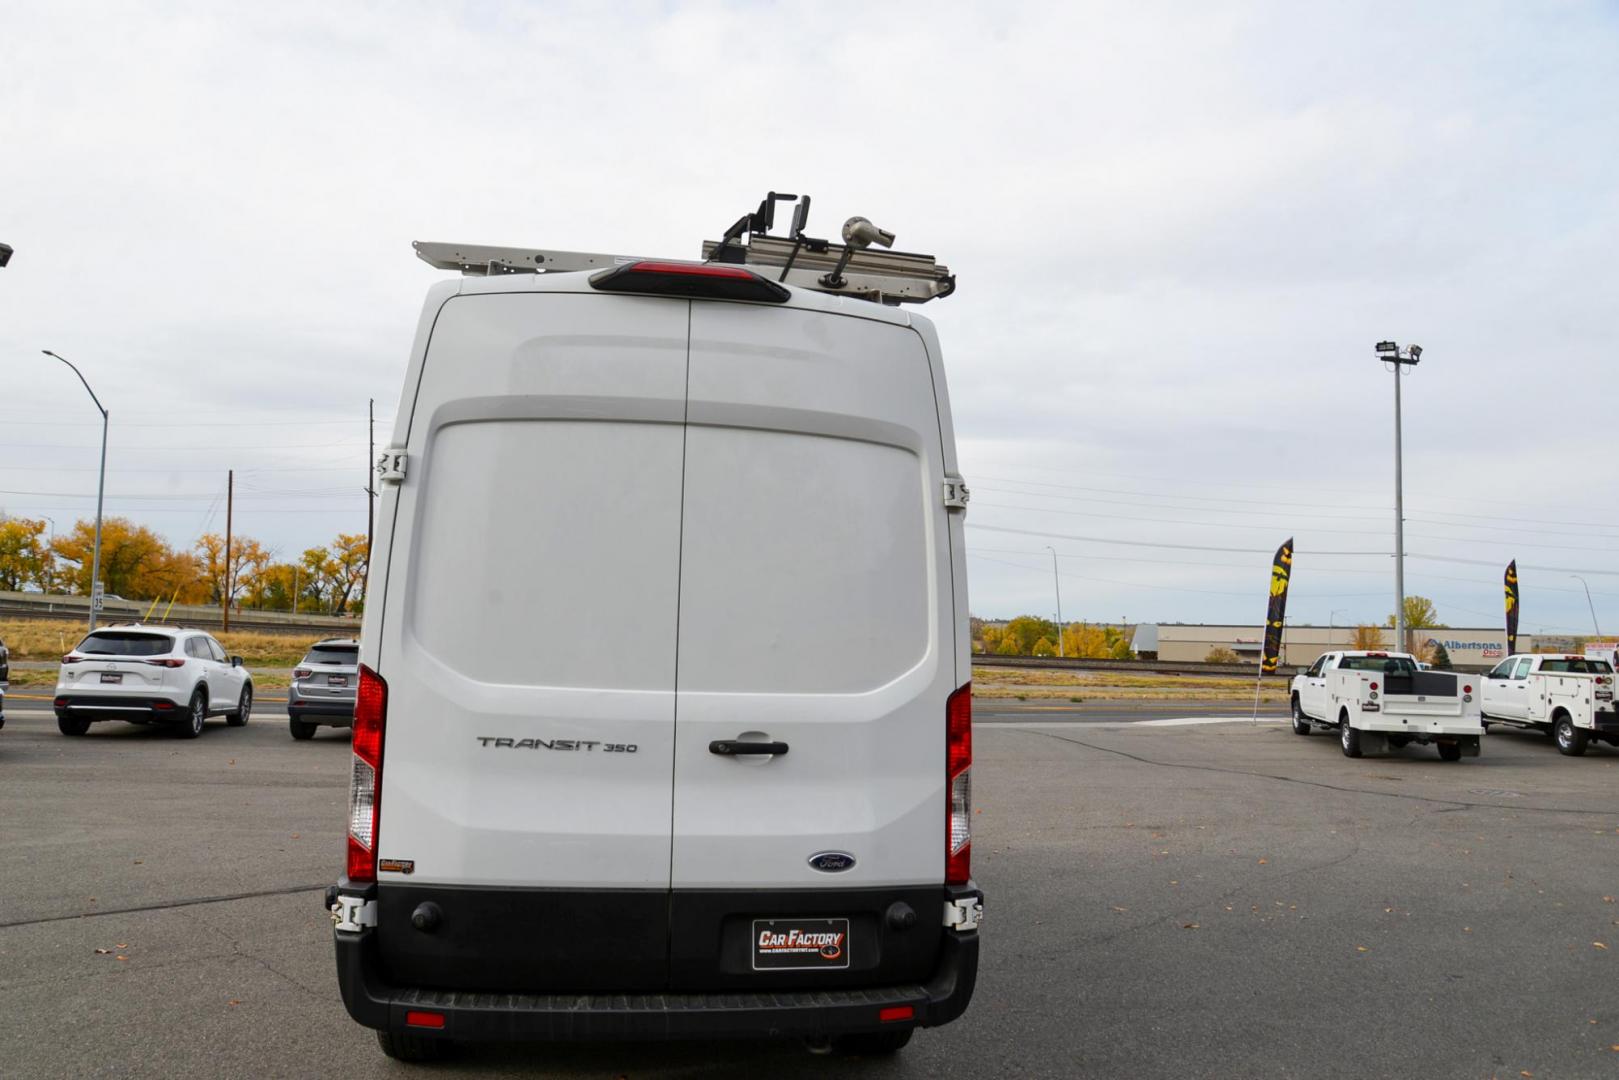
[{"x1": 54, "y1": 625, "x2": 253, "y2": 738}]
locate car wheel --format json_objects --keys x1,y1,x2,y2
[
  {"x1": 1291, "y1": 697, "x2": 1310, "y2": 736},
  {"x1": 830, "y1": 1029, "x2": 914, "y2": 1055},
  {"x1": 1437, "y1": 741, "x2": 1463, "y2": 762},
  {"x1": 177, "y1": 690, "x2": 206, "y2": 739},
  {"x1": 57, "y1": 714, "x2": 90, "y2": 737},
  {"x1": 227, "y1": 685, "x2": 252, "y2": 727},
  {"x1": 1555, "y1": 715, "x2": 1588, "y2": 757},
  {"x1": 375, "y1": 1030, "x2": 449, "y2": 1062},
  {"x1": 289, "y1": 718, "x2": 317, "y2": 741},
  {"x1": 1339, "y1": 713, "x2": 1363, "y2": 758}
]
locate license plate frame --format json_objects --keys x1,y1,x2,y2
[
  {"x1": 100, "y1": 672, "x2": 123, "y2": 684},
  {"x1": 751, "y1": 917, "x2": 851, "y2": 971}
]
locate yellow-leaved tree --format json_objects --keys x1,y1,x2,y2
[
  {"x1": 195, "y1": 533, "x2": 272, "y2": 607},
  {"x1": 0, "y1": 516, "x2": 50, "y2": 592},
  {"x1": 51, "y1": 517, "x2": 203, "y2": 600}
]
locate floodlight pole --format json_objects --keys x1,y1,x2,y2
[
  {"x1": 43, "y1": 351, "x2": 108, "y2": 631},
  {"x1": 1046, "y1": 546, "x2": 1064, "y2": 658},
  {"x1": 1376, "y1": 342, "x2": 1421, "y2": 654}
]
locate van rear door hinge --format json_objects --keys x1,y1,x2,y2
[
  {"x1": 944, "y1": 895, "x2": 983, "y2": 931},
  {"x1": 330, "y1": 894, "x2": 377, "y2": 933},
  {"x1": 943, "y1": 476, "x2": 970, "y2": 510},
  {"x1": 375, "y1": 449, "x2": 408, "y2": 484}
]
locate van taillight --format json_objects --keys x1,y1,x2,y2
[
  {"x1": 588, "y1": 259, "x2": 791, "y2": 303},
  {"x1": 946, "y1": 682, "x2": 972, "y2": 886},
  {"x1": 347, "y1": 664, "x2": 387, "y2": 883}
]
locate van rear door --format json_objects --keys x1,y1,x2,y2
[
  {"x1": 371, "y1": 290, "x2": 688, "y2": 991},
  {"x1": 668, "y1": 303, "x2": 960, "y2": 989}
]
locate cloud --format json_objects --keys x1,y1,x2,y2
[{"x1": 1, "y1": 0, "x2": 1616, "y2": 629}]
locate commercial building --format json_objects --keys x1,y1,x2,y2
[{"x1": 1151, "y1": 624, "x2": 1526, "y2": 671}]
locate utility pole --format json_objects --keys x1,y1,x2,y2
[
  {"x1": 1374, "y1": 342, "x2": 1422, "y2": 654},
  {"x1": 43, "y1": 351, "x2": 108, "y2": 631},
  {"x1": 292, "y1": 564, "x2": 300, "y2": 615},
  {"x1": 223, "y1": 469, "x2": 233, "y2": 632},
  {"x1": 1046, "y1": 545, "x2": 1064, "y2": 658}
]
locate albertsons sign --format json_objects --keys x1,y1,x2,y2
[{"x1": 1426, "y1": 637, "x2": 1505, "y2": 660}]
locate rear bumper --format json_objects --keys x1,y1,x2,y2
[
  {"x1": 52, "y1": 693, "x2": 186, "y2": 721},
  {"x1": 288, "y1": 699, "x2": 355, "y2": 723},
  {"x1": 332, "y1": 883, "x2": 980, "y2": 1042},
  {"x1": 1356, "y1": 714, "x2": 1482, "y2": 737}
]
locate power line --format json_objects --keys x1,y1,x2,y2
[
  {"x1": 974, "y1": 482, "x2": 1619, "y2": 536},
  {"x1": 968, "y1": 522, "x2": 1389, "y2": 557}
]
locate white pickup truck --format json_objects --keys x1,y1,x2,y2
[
  {"x1": 1290, "y1": 650, "x2": 1483, "y2": 761},
  {"x1": 1480, "y1": 653, "x2": 1618, "y2": 755}
]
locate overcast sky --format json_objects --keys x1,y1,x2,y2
[{"x1": 3, "y1": 1, "x2": 1616, "y2": 634}]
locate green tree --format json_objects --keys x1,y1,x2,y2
[
  {"x1": 1104, "y1": 626, "x2": 1135, "y2": 660},
  {"x1": 1205, "y1": 646, "x2": 1239, "y2": 663},
  {"x1": 1003, "y1": 615, "x2": 1058, "y2": 655},
  {"x1": 1431, "y1": 641, "x2": 1453, "y2": 670}
]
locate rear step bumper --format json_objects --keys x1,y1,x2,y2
[{"x1": 333, "y1": 889, "x2": 979, "y2": 1042}]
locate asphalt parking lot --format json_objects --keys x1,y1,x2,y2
[{"x1": 4, "y1": 704, "x2": 1619, "y2": 1079}]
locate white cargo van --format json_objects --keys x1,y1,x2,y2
[{"x1": 330, "y1": 196, "x2": 980, "y2": 1061}]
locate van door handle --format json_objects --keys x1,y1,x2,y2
[{"x1": 709, "y1": 740, "x2": 789, "y2": 756}]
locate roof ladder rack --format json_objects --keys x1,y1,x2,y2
[{"x1": 413, "y1": 191, "x2": 955, "y2": 305}]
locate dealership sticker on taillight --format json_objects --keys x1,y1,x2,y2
[{"x1": 752, "y1": 918, "x2": 851, "y2": 971}]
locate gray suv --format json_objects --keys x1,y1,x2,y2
[{"x1": 289, "y1": 639, "x2": 359, "y2": 740}]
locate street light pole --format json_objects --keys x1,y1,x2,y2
[
  {"x1": 43, "y1": 351, "x2": 108, "y2": 631},
  {"x1": 1375, "y1": 341, "x2": 1422, "y2": 654},
  {"x1": 1329, "y1": 609, "x2": 1349, "y2": 648},
  {"x1": 1046, "y1": 545, "x2": 1064, "y2": 658},
  {"x1": 1571, "y1": 575, "x2": 1602, "y2": 637}
]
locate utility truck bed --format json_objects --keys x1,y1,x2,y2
[{"x1": 1290, "y1": 651, "x2": 1483, "y2": 760}]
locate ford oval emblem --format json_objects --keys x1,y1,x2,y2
[{"x1": 808, "y1": 851, "x2": 856, "y2": 873}]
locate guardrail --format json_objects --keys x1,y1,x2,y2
[
  {"x1": 0, "y1": 593, "x2": 359, "y2": 638},
  {"x1": 973, "y1": 655, "x2": 1285, "y2": 677}
]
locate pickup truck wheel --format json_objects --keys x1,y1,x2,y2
[
  {"x1": 1339, "y1": 713, "x2": 1363, "y2": 758},
  {"x1": 176, "y1": 690, "x2": 206, "y2": 739},
  {"x1": 1291, "y1": 697, "x2": 1311, "y2": 735},
  {"x1": 226, "y1": 685, "x2": 252, "y2": 727},
  {"x1": 57, "y1": 714, "x2": 90, "y2": 737},
  {"x1": 831, "y1": 1029, "x2": 914, "y2": 1055},
  {"x1": 375, "y1": 1030, "x2": 449, "y2": 1062},
  {"x1": 1437, "y1": 742, "x2": 1463, "y2": 762},
  {"x1": 1555, "y1": 716, "x2": 1588, "y2": 757},
  {"x1": 289, "y1": 718, "x2": 317, "y2": 741}
]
